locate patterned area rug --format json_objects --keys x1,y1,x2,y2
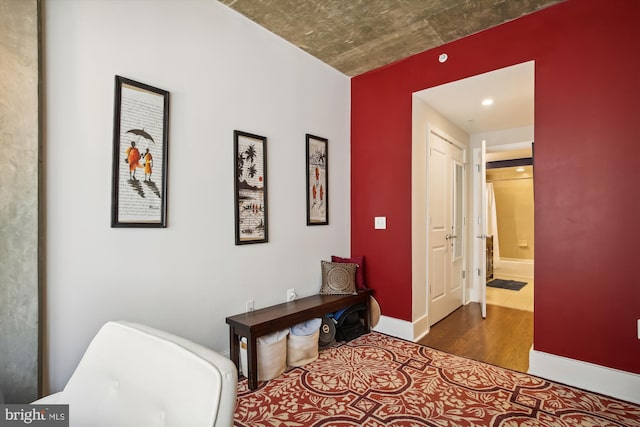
[{"x1": 234, "y1": 332, "x2": 640, "y2": 426}]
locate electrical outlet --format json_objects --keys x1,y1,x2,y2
[
  {"x1": 246, "y1": 299, "x2": 254, "y2": 312},
  {"x1": 287, "y1": 288, "x2": 296, "y2": 302}
]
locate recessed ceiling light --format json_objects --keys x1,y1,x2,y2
[
  {"x1": 481, "y1": 98, "x2": 494, "y2": 106},
  {"x1": 516, "y1": 167, "x2": 525, "y2": 172}
]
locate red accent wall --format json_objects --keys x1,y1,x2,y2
[{"x1": 351, "y1": 0, "x2": 640, "y2": 374}]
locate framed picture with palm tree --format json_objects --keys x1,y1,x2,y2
[
  {"x1": 111, "y1": 75, "x2": 170, "y2": 228},
  {"x1": 306, "y1": 134, "x2": 328, "y2": 225},
  {"x1": 234, "y1": 130, "x2": 268, "y2": 244}
]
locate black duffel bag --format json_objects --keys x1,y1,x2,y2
[{"x1": 334, "y1": 303, "x2": 367, "y2": 342}]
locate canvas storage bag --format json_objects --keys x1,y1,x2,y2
[
  {"x1": 287, "y1": 329, "x2": 320, "y2": 367},
  {"x1": 240, "y1": 329, "x2": 289, "y2": 381}
]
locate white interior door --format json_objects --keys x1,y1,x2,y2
[
  {"x1": 478, "y1": 140, "x2": 488, "y2": 318},
  {"x1": 452, "y1": 158, "x2": 465, "y2": 307},
  {"x1": 428, "y1": 130, "x2": 464, "y2": 325}
]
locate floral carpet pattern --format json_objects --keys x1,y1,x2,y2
[{"x1": 234, "y1": 332, "x2": 640, "y2": 426}]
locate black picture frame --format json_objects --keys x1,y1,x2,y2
[
  {"x1": 306, "y1": 134, "x2": 328, "y2": 225},
  {"x1": 234, "y1": 130, "x2": 268, "y2": 244},
  {"x1": 111, "y1": 76, "x2": 169, "y2": 228}
]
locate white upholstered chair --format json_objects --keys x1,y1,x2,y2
[{"x1": 34, "y1": 321, "x2": 237, "y2": 427}]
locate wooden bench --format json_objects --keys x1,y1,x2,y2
[{"x1": 226, "y1": 289, "x2": 372, "y2": 390}]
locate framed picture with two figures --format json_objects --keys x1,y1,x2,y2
[{"x1": 111, "y1": 76, "x2": 169, "y2": 228}]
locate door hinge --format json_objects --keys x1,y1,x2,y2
[
  {"x1": 477, "y1": 268, "x2": 481, "y2": 277},
  {"x1": 462, "y1": 270, "x2": 466, "y2": 279}
]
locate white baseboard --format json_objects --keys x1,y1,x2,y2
[
  {"x1": 373, "y1": 315, "x2": 414, "y2": 341},
  {"x1": 372, "y1": 314, "x2": 431, "y2": 342},
  {"x1": 529, "y1": 348, "x2": 640, "y2": 404},
  {"x1": 412, "y1": 313, "x2": 430, "y2": 342}
]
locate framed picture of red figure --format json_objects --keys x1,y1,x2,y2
[
  {"x1": 111, "y1": 76, "x2": 169, "y2": 228},
  {"x1": 234, "y1": 130, "x2": 268, "y2": 244},
  {"x1": 306, "y1": 134, "x2": 328, "y2": 225}
]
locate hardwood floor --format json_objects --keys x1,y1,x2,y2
[{"x1": 418, "y1": 303, "x2": 533, "y2": 373}]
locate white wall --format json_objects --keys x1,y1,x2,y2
[
  {"x1": 470, "y1": 126, "x2": 534, "y2": 150},
  {"x1": 45, "y1": 0, "x2": 350, "y2": 392}
]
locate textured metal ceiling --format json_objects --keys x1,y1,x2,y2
[{"x1": 219, "y1": 0, "x2": 564, "y2": 76}]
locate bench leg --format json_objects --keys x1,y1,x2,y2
[
  {"x1": 229, "y1": 327, "x2": 240, "y2": 372},
  {"x1": 247, "y1": 335, "x2": 259, "y2": 390}
]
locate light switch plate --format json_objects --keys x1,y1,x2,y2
[{"x1": 374, "y1": 216, "x2": 386, "y2": 229}]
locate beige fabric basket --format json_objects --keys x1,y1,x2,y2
[
  {"x1": 240, "y1": 332, "x2": 288, "y2": 381},
  {"x1": 287, "y1": 329, "x2": 320, "y2": 367}
]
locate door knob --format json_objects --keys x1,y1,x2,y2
[{"x1": 445, "y1": 234, "x2": 457, "y2": 240}]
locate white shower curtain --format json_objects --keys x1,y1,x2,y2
[{"x1": 486, "y1": 182, "x2": 500, "y2": 265}]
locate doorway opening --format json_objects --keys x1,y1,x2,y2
[
  {"x1": 485, "y1": 146, "x2": 534, "y2": 313},
  {"x1": 411, "y1": 61, "x2": 535, "y2": 371}
]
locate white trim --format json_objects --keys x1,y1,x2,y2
[
  {"x1": 430, "y1": 127, "x2": 466, "y2": 151},
  {"x1": 373, "y1": 315, "x2": 431, "y2": 343},
  {"x1": 413, "y1": 313, "x2": 430, "y2": 342},
  {"x1": 529, "y1": 348, "x2": 640, "y2": 404},
  {"x1": 373, "y1": 315, "x2": 414, "y2": 341}
]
